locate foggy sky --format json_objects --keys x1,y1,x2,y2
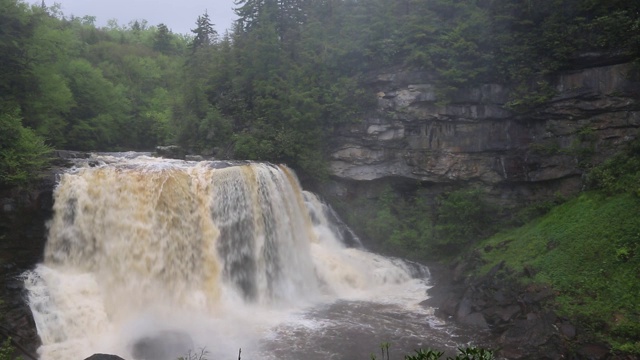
[{"x1": 39, "y1": 0, "x2": 238, "y2": 35}]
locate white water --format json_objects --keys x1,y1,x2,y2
[{"x1": 23, "y1": 154, "x2": 448, "y2": 360}]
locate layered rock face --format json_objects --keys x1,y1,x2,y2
[{"x1": 329, "y1": 63, "x2": 640, "y2": 202}]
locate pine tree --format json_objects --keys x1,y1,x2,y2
[
  {"x1": 190, "y1": 11, "x2": 217, "y2": 52},
  {"x1": 153, "y1": 23, "x2": 173, "y2": 54}
]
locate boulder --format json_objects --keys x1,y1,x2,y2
[
  {"x1": 458, "y1": 312, "x2": 489, "y2": 330},
  {"x1": 155, "y1": 145, "x2": 186, "y2": 160},
  {"x1": 131, "y1": 330, "x2": 194, "y2": 360},
  {"x1": 84, "y1": 355, "x2": 126, "y2": 360},
  {"x1": 576, "y1": 344, "x2": 610, "y2": 360},
  {"x1": 559, "y1": 322, "x2": 576, "y2": 340},
  {"x1": 500, "y1": 313, "x2": 556, "y2": 347}
]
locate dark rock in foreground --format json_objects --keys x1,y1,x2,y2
[
  {"x1": 84, "y1": 354, "x2": 126, "y2": 360},
  {"x1": 424, "y1": 260, "x2": 575, "y2": 359},
  {"x1": 131, "y1": 330, "x2": 194, "y2": 360}
]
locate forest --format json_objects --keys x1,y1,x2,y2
[{"x1": 1, "y1": 0, "x2": 639, "y2": 186}]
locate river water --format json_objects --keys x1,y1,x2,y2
[{"x1": 22, "y1": 154, "x2": 485, "y2": 360}]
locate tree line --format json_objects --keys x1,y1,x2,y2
[{"x1": 1, "y1": 0, "x2": 638, "y2": 186}]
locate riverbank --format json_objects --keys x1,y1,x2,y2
[{"x1": 424, "y1": 191, "x2": 640, "y2": 359}]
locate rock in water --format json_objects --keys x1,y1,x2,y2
[
  {"x1": 131, "y1": 331, "x2": 194, "y2": 360},
  {"x1": 155, "y1": 145, "x2": 186, "y2": 160},
  {"x1": 84, "y1": 355, "x2": 126, "y2": 360}
]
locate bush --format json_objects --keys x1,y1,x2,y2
[
  {"x1": 0, "y1": 107, "x2": 52, "y2": 187},
  {"x1": 0, "y1": 338, "x2": 21, "y2": 360},
  {"x1": 435, "y1": 189, "x2": 495, "y2": 252},
  {"x1": 371, "y1": 346, "x2": 494, "y2": 360},
  {"x1": 333, "y1": 186, "x2": 504, "y2": 260},
  {"x1": 586, "y1": 139, "x2": 640, "y2": 195}
]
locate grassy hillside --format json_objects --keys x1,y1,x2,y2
[{"x1": 478, "y1": 191, "x2": 640, "y2": 355}]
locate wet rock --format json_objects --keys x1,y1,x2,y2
[
  {"x1": 185, "y1": 155, "x2": 205, "y2": 161},
  {"x1": 483, "y1": 261, "x2": 504, "y2": 280},
  {"x1": 131, "y1": 330, "x2": 194, "y2": 360},
  {"x1": 155, "y1": 145, "x2": 186, "y2": 160},
  {"x1": 0, "y1": 178, "x2": 54, "y2": 357},
  {"x1": 559, "y1": 322, "x2": 576, "y2": 339},
  {"x1": 456, "y1": 296, "x2": 473, "y2": 319},
  {"x1": 437, "y1": 295, "x2": 459, "y2": 318},
  {"x1": 84, "y1": 355, "x2": 126, "y2": 360},
  {"x1": 50, "y1": 150, "x2": 91, "y2": 166},
  {"x1": 452, "y1": 261, "x2": 468, "y2": 283},
  {"x1": 492, "y1": 305, "x2": 521, "y2": 323},
  {"x1": 500, "y1": 315, "x2": 554, "y2": 347},
  {"x1": 425, "y1": 259, "x2": 569, "y2": 359},
  {"x1": 576, "y1": 344, "x2": 610, "y2": 360},
  {"x1": 459, "y1": 312, "x2": 489, "y2": 330},
  {"x1": 53, "y1": 150, "x2": 91, "y2": 159},
  {"x1": 491, "y1": 289, "x2": 512, "y2": 306}
]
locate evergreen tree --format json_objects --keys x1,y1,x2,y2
[
  {"x1": 153, "y1": 23, "x2": 173, "y2": 54},
  {"x1": 190, "y1": 11, "x2": 217, "y2": 52},
  {"x1": 0, "y1": 0, "x2": 32, "y2": 107}
]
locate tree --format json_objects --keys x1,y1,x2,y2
[
  {"x1": 63, "y1": 59, "x2": 131, "y2": 150},
  {"x1": 190, "y1": 11, "x2": 217, "y2": 52},
  {"x1": 436, "y1": 189, "x2": 494, "y2": 252},
  {"x1": 153, "y1": 23, "x2": 173, "y2": 54},
  {"x1": 0, "y1": 0, "x2": 32, "y2": 108},
  {"x1": 0, "y1": 106, "x2": 51, "y2": 187}
]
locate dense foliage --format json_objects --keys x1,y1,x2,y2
[
  {"x1": 0, "y1": 338, "x2": 20, "y2": 360},
  {"x1": 1, "y1": 0, "x2": 638, "y2": 185},
  {"x1": 0, "y1": 106, "x2": 51, "y2": 186},
  {"x1": 334, "y1": 185, "x2": 496, "y2": 260}
]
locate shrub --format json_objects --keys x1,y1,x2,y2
[
  {"x1": 435, "y1": 189, "x2": 494, "y2": 252},
  {"x1": 0, "y1": 107, "x2": 51, "y2": 187},
  {"x1": 586, "y1": 139, "x2": 640, "y2": 195}
]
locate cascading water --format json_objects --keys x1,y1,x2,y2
[{"x1": 23, "y1": 154, "x2": 471, "y2": 360}]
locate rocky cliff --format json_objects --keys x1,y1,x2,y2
[
  {"x1": 327, "y1": 62, "x2": 640, "y2": 204},
  {"x1": 323, "y1": 62, "x2": 640, "y2": 359}
]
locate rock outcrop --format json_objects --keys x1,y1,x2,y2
[
  {"x1": 0, "y1": 150, "x2": 93, "y2": 356},
  {"x1": 424, "y1": 260, "x2": 574, "y2": 359},
  {"x1": 0, "y1": 185, "x2": 52, "y2": 357},
  {"x1": 328, "y1": 62, "x2": 640, "y2": 204}
]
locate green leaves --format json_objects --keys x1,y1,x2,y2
[
  {"x1": 586, "y1": 138, "x2": 640, "y2": 195},
  {"x1": 370, "y1": 345, "x2": 493, "y2": 360},
  {"x1": 480, "y1": 191, "x2": 640, "y2": 354},
  {"x1": 404, "y1": 348, "x2": 444, "y2": 360},
  {"x1": 436, "y1": 189, "x2": 495, "y2": 251},
  {"x1": 0, "y1": 107, "x2": 51, "y2": 187},
  {"x1": 190, "y1": 12, "x2": 217, "y2": 52}
]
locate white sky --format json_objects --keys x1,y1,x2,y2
[{"x1": 39, "y1": 0, "x2": 238, "y2": 35}]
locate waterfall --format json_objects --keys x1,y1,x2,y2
[{"x1": 23, "y1": 154, "x2": 430, "y2": 360}]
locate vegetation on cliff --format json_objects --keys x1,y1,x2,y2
[
  {"x1": 333, "y1": 185, "x2": 497, "y2": 261},
  {"x1": 470, "y1": 140, "x2": 640, "y2": 356},
  {"x1": 0, "y1": 107, "x2": 51, "y2": 187},
  {"x1": 475, "y1": 193, "x2": 640, "y2": 355}
]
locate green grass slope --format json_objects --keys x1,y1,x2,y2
[{"x1": 478, "y1": 192, "x2": 640, "y2": 355}]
